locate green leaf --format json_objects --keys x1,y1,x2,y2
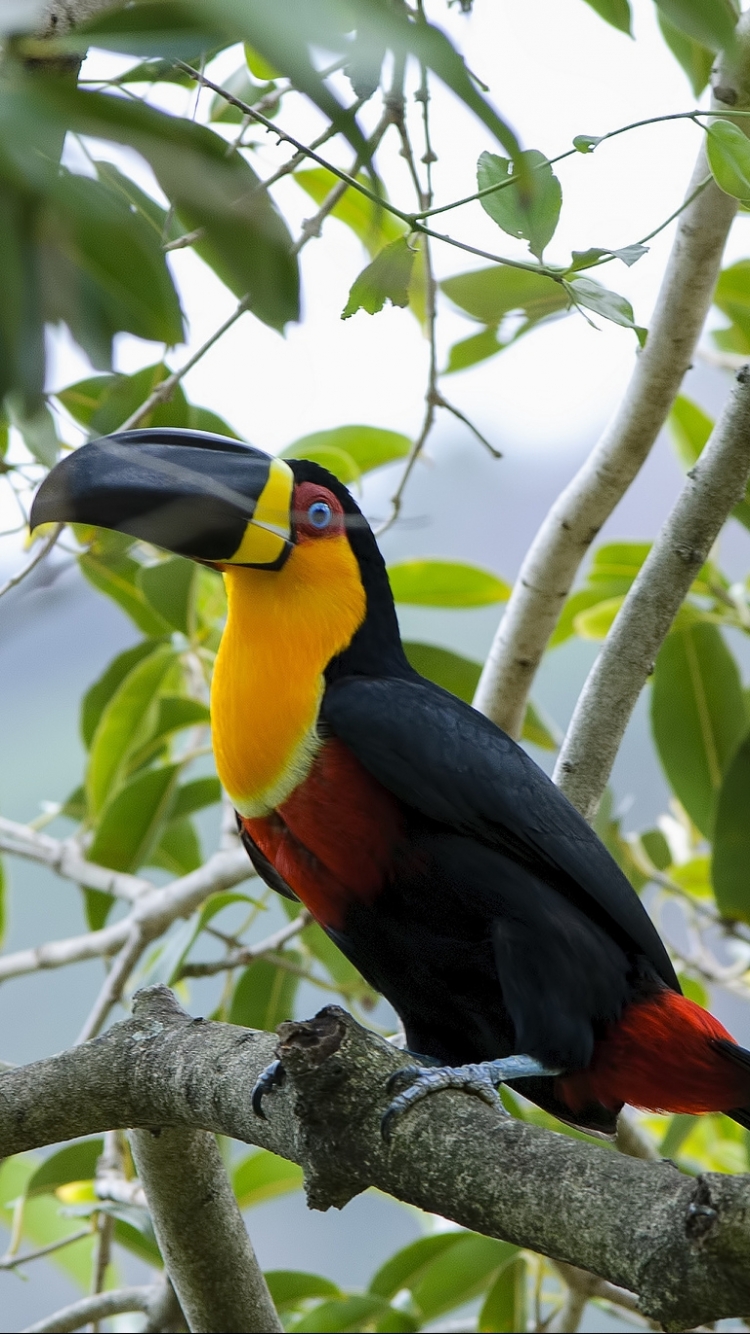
[
  {"x1": 403, "y1": 642, "x2": 480, "y2": 704},
  {"x1": 245, "y1": 43, "x2": 281, "y2": 81},
  {"x1": 654, "y1": 0, "x2": 737, "y2": 52},
  {"x1": 410, "y1": 1234, "x2": 519, "y2": 1321},
  {"x1": 44, "y1": 169, "x2": 184, "y2": 365},
  {"x1": 640, "y1": 828, "x2": 672, "y2": 870},
  {"x1": 171, "y1": 776, "x2": 222, "y2": 819},
  {"x1": 342, "y1": 238, "x2": 415, "y2": 319},
  {"x1": 573, "y1": 594, "x2": 624, "y2": 641},
  {"x1": 56, "y1": 373, "x2": 118, "y2": 429},
  {"x1": 187, "y1": 405, "x2": 240, "y2": 438},
  {"x1": 441, "y1": 264, "x2": 568, "y2": 329},
  {"x1": 370, "y1": 1233, "x2": 474, "y2": 1300},
  {"x1": 209, "y1": 66, "x2": 272, "y2": 123},
  {"x1": 86, "y1": 644, "x2": 175, "y2": 815},
  {"x1": 573, "y1": 134, "x2": 602, "y2": 154},
  {"x1": 713, "y1": 732, "x2": 750, "y2": 921},
  {"x1": 564, "y1": 275, "x2": 646, "y2": 344},
  {"x1": 477, "y1": 149, "x2": 562, "y2": 260},
  {"x1": 88, "y1": 763, "x2": 181, "y2": 873},
  {"x1": 660, "y1": 1113, "x2": 699, "y2": 1158},
  {"x1": 232, "y1": 1152, "x2": 304, "y2": 1209},
  {"x1": 24, "y1": 79, "x2": 300, "y2": 332},
  {"x1": 26, "y1": 1140, "x2": 102, "y2": 1198},
  {"x1": 713, "y1": 260, "x2": 750, "y2": 354},
  {"x1": 657, "y1": 12, "x2": 715, "y2": 95},
  {"x1": 478, "y1": 1254, "x2": 527, "y2": 1333},
  {"x1": 580, "y1": 0, "x2": 632, "y2": 33},
  {"x1": 668, "y1": 395, "x2": 713, "y2": 470},
  {"x1": 290, "y1": 1296, "x2": 394, "y2": 1333},
  {"x1": 138, "y1": 557, "x2": 196, "y2": 634},
  {"x1": 706, "y1": 120, "x2": 750, "y2": 204},
  {"x1": 388, "y1": 559, "x2": 510, "y2": 607},
  {"x1": 295, "y1": 168, "x2": 405, "y2": 257},
  {"x1": 79, "y1": 546, "x2": 173, "y2": 637},
  {"x1": 522, "y1": 700, "x2": 562, "y2": 751},
  {"x1": 149, "y1": 815, "x2": 202, "y2": 875},
  {"x1": 651, "y1": 624, "x2": 747, "y2": 837},
  {"x1": 282, "y1": 424, "x2": 411, "y2": 480},
  {"x1": 444, "y1": 327, "x2": 503, "y2": 375},
  {"x1": 6, "y1": 399, "x2": 59, "y2": 467},
  {"x1": 265, "y1": 1271, "x2": 340, "y2": 1311},
  {"x1": 82, "y1": 641, "x2": 164, "y2": 750},
  {"x1": 229, "y1": 956, "x2": 300, "y2": 1030},
  {"x1": 113, "y1": 1215, "x2": 163, "y2": 1269}
]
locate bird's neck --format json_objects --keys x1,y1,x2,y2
[{"x1": 211, "y1": 539, "x2": 366, "y2": 816}]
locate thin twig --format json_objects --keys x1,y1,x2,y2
[
  {"x1": 0, "y1": 524, "x2": 62, "y2": 602},
  {"x1": 22, "y1": 1286, "x2": 159, "y2": 1334},
  {"x1": 0, "y1": 1229, "x2": 91, "y2": 1272},
  {"x1": 117, "y1": 298, "x2": 251, "y2": 433},
  {"x1": 76, "y1": 927, "x2": 146, "y2": 1044},
  {"x1": 179, "y1": 911, "x2": 310, "y2": 979}
]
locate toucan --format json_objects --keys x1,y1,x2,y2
[{"x1": 31, "y1": 428, "x2": 750, "y2": 1137}]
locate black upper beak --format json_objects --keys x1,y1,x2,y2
[{"x1": 30, "y1": 428, "x2": 295, "y2": 568}]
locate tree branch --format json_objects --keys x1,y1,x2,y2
[
  {"x1": 472, "y1": 23, "x2": 750, "y2": 739},
  {"x1": 130, "y1": 1126, "x2": 282, "y2": 1333},
  {"x1": 23, "y1": 1285, "x2": 159, "y2": 1334},
  {"x1": 0, "y1": 817, "x2": 149, "y2": 903},
  {"x1": 553, "y1": 365, "x2": 750, "y2": 818},
  {"x1": 2, "y1": 986, "x2": 749, "y2": 1331},
  {"x1": 0, "y1": 846, "x2": 252, "y2": 983}
]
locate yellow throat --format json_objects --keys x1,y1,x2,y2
[{"x1": 211, "y1": 535, "x2": 367, "y2": 816}]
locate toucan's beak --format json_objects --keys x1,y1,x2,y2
[{"x1": 30, "y1": 428, "x2": 294, "y2": 568}]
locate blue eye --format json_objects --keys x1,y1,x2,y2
[{"x1": 307, "y1": 500, "x2": 332, "y2": 530}]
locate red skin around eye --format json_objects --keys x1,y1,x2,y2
[{"x1": 293, "y1": 481, "x2": 345, "y2": 542}]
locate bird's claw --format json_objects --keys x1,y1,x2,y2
[
  {"x1": 381, "y1": 1061, "x2": 507, "y2": 1142},
  {"x1": 251, "y1": 1058, "x2": 286, "y2": 1118}
]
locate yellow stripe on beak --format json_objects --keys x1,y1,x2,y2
[{"x1": 228, "y1": 457, "x2": 294, "y2": 566}]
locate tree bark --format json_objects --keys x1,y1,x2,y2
[
  {"x1": 1, "y1": 985, "x2": 749, "y2": 1332},
  {"x1": 554, "y1": 364, "x2": 750, "y2": 817},
  {"x1": 472, "y1": 17, "x2": 750, "y2": 740},
  {"x1": 130, "y1": 1126, "x2": 282, "y2": 1333}
]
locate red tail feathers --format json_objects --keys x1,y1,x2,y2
[{"x1": 559, "y1": 990, "x2": 750, "y2": 1117}]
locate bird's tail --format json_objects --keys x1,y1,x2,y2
[
  {"x1": 711, "y1": 1038, "x2": 750, "y2": 1130},
  {"x1": 558, "y1": 990, "x2": 750, "y2": 1119}
]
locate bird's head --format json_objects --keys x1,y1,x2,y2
[{"x1": 30, "y1": 427, "x2": 405, "y2": 679}]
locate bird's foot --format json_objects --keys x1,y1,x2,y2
[
  {"x1": 381, "y1": 1054, "x2": 561, "y2": 1142},
  {"x1": 251, "y1": 1058, "x2": 286, "y2": 1119}
]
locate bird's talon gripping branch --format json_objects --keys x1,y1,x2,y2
[
  {"x1": 385, "y1": 1064, "x2": 423, "y2": 1097},
  {"x1": 251, "y1": 1059, "x2": 286, "y2": 1118},
  {"x1": 381, "y1": 1056, "x2": 564, "y2": 1141}
]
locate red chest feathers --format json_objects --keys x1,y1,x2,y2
[{"x1": 241, "y1": 738, "x2": 402, "y2": 928}]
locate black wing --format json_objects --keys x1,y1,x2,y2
[{"x1": 322, "y1": 675, "x2": 678, "y2": 991}]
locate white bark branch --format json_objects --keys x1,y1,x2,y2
[
  {"x1": 472, "y1": 26, "x2": 750, "y2": 739},
  {"x1": 22, "y1": 1285, "x2": 158, "y2": 1333},
  {"x1": 553, "y1": 366, "x2": 750, "y2": 818},
  {"x1": 0, "y1": 817, "x2": 149, "y2": 903},
  {"x1": 0, "y1": 846, "x2": 253, "y2": 982}
]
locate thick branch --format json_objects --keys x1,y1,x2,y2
[
  {"x1": 131, "y1": 1127, "x2": 282, "y2": 1334},
  {"x1": 554, "y1": 365, "x2": 750, "y2": 817},
  {"x1": 472, "y1": 26, "x2": 750, "y2": 739},
  {"x1": 1, "y1": 986, "x2": 749, "y2": 1331}
]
